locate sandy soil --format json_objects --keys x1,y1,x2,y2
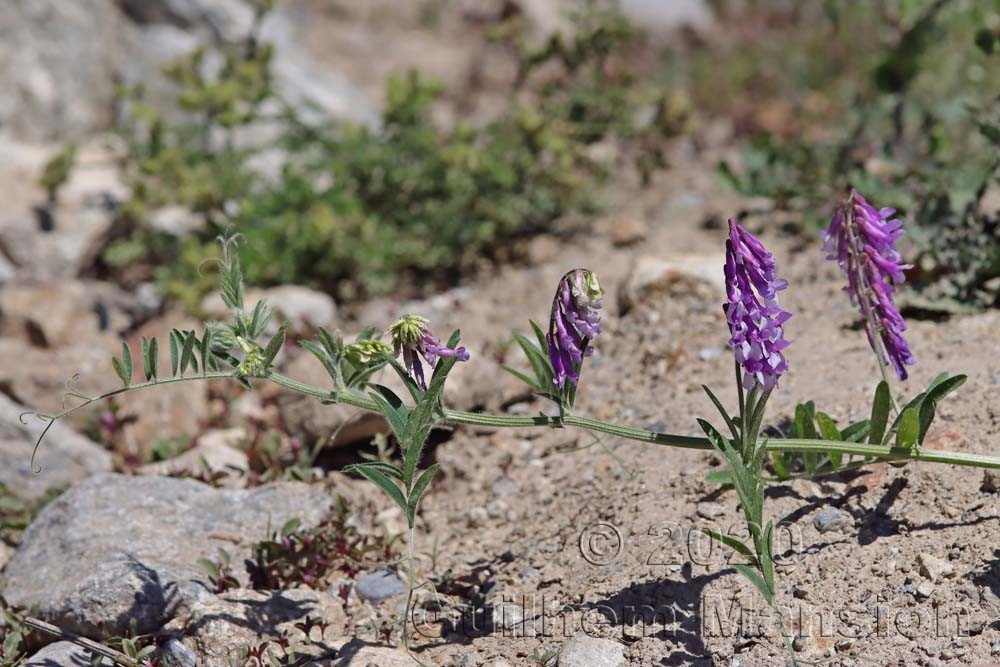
[{"x1": 338, "y1": 154, "x2": 1000, "y2": 666}]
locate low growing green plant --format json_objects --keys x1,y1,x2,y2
[
  {"x1": 715, "y1": 1, "x2": 1000, "y2": 310},
  {"x1": 43, "y1": 0, "x2": 680, "y2": 309}
]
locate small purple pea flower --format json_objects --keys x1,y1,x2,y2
[
  {"x1": 821, "y1": 190, "x2": 915, "y2": 380},
  {"x1": 724, "y1": 220, "x2": 792, "y2": 391},
  {"x1": 547, "y1": 269, "x2": 603, "y2": 390},
  {"x1": 389, "y1": 315, "x2": 469, "y2": 390}
]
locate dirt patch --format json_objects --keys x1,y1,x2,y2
[{"x1": 367, "y1": 157, "x2": 1000, "y2": 665}]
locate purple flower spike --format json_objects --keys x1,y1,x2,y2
[
  {"x1": 547, "y1": 269, "x2": 603, "y2": 390},
  {"x1": 821, "y1": 191, "x2": 915, "y2": 380},
  {"x1": 389, "y1": 315, "x2": 469, "y2": 390},
  {"x1": 724, "y1": 220, "x2": 792, "y2": 391}
]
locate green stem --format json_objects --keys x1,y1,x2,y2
[
  {"x1": 24, "y1": 371, "x2": 236, "y2": 472},
  {"x1": 30, "y1": 370, "x2": 1000, "y2": 476},
  {"x1": 262, "y1": 373, "x2": 1000, "y2": 471}
]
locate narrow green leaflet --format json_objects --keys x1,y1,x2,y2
[
  {"x1": 760, "y1": 520, "x2": 775, "y2": 594},
  {"x1": 112, "y1": 342, "x2": 133, "y2": 387},
  {"x1": 263, "y1": 321, "x2": 288, "y2": 366},
  {"x1": 317, "y1": 327, "x2": 341, "y2": 357},
  {"x1": 513, "y1": 333, "x2": 552, "y2": 388},
  {"x1": 344, "y1": 461, "x2": 404, "y2": 481},
  {"x1": 300, "y1": 340, "x2": 337, "y2": 383},
  {"x1": 917, "y1": 374, "x2": 966, "y2": 444},
  {"x1": 732, "y1": 563, "x2": 774, "y2": 606},
  {"x1": 383, "y1": 356, "x2": 424, "y2": 404},
  {"x1": 369, "y1": 388, "x2": 409, "y2": 443},
  {"x1": 219, "y1": 238, "x2": 244, "y2": 312},
  {"x1": 344, "y1": 361, "x2": 387, "y2": 391},
  {"x1": 869, "y1": 381, "x2": 890, "y2": 445},
  {"x1": 697, "y1": 418, "x2": 756, "y2": 524},
  {"x1": 841, "y1": 419, "x2": 870, "y2": 443},
  {"x1": 794, "y1": 403, "x2": 818, "y2": 474},
  {"x1": 702, "y1": 528, "x2": 755, "y2": 561},
  {"x1": 147, "y1": 337, "x2": 159, "y2": 380},
  {"x1": 141, "y1": 337, "x2": 152, "y2": 381},
  {"x1": 529, "y1": 320, "x2": 549, "y2": 358},
  {"x1": 199, "y1": 328, "x2": 212, "y2": 376},
  {"x1": 180, "y1": 330, "x2": 197, "y2": 376},
  {"x1": 247, "y1": 300, "x2": 271, "y2": 338},
  {"x1": 169, "y1": 330, "x2": 181, "y2": 376},
  {"x1": 815, "y1": 412, "x2": 842, "y2": 468},
  {"x1": 895, "y1": 407, "x2": 920, "y2": 449},
  {"x1": 112, "y1": 355, "x2": 130, "y2": 387},
  {"x1": 702, "y1": 385, "x2": 740, "y2": 444},
  {"x1": 705, "y1": 469, "x2": 734, "y2": 486},
  {"x1": 354, "y1": 466, "x2": 407, "y2": 512},
  {"x1": 501, "y1": 364, "x2": 541, "y2": 392},
  {"x1": 407, "y1": 463, "x2": 440, "y2": 525}
]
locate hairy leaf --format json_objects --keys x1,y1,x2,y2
[
  {"x1": 263, "y1": 321, "x2": 288, "y2": 366},
  {"x1": 354, "y1": 466, "x2": 407, "y2": 512}
]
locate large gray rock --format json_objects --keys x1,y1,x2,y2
[
  {"x1": 0, "y1": 394, "x2": 112, "y2": 500},
  {"x1": 0, "y1": 280, "x2": 133, "y2": 348},
  {"x1": 617, "y1": 254, "x2": 725, "y2": 315},
  {"x1": 0, "y1": 2, "x2": 123, "y2": 141},
  {"x1": 22, "y1": 641, "x2": 91, "y2": 667},
  {"x1": 118, "y1": 0, "x2": 255, "y2": 42},
  {"x1": 119, "y1": 1, "x2": 378, "y2": 129},
  {"x1": 4, "y1": 474, "x2": 332, "y2": 638},
  {"x1": 138, "y1": 428, "x2": 249, "y2": 487},
  {"x1": 161, "y1": 588, "x2": 347, "y2": 667},
  {"x1": 0, "y1": 140, "x2": 125, "y2": 281}
]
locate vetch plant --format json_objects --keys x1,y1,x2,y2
[
  {"x1": 23, "y1": 223, "x2": 1000, "y2": 662},
  {"x1": 502, "y1": 269, "x2": 603, "y2": 415},
  {"x1": 699, "y1": 220, "x2": 795, "y2": 657},
  {"x1": 547, "y1": 269, "x2": 603, "y2": 409},
  {"x1": 823, "y1": 190, "x2": 915, "y2": 383}
]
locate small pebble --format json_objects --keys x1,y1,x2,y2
[
  {"x1": 812, "y1": 507, "x2": 851, "y2": 533},
  {"x1": 697, "y1": 503, "x2": 725, "y2": 519},
  {"x1": 918, "y1": 554, "x2": 954, "y2": 582},
  {"x1": 354, "y1": 570, "x2": 407, "y2": 603}
]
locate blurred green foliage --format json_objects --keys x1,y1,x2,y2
[
  {"x1": 712, "y1": 0, "x2": 1000, "y2": 310},
  {"x1": 94, "y1": 1, "x2": 681, "y2": 308}
]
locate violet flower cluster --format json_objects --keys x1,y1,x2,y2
[
  {"x1": 724, "y1": 220, "x2": 792, "y2": 391},
  {"x1": 821, "y1": 191, "x2": 915, "y2": 380},
  {"x1": 547, "y1": 269, "x2": 603, "y2": 390},
  {"x1": 389, "y1": 315, "x2": 469, "y2": 390}
]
